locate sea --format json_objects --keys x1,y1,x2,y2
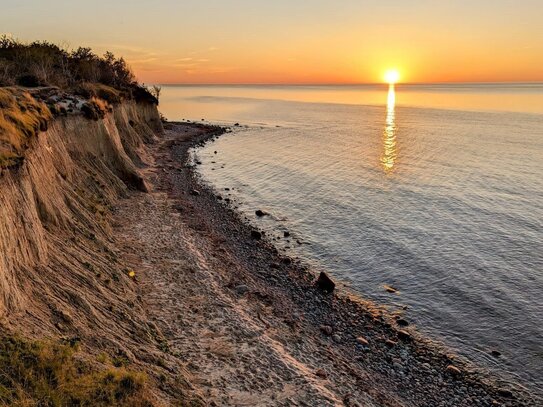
[{"x1": 159, "y1": 83, "x2": 543, "y2": 394}]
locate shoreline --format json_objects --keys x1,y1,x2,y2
[{"x1": 118, "y1": 121, "x2": 538, "y2": 405}]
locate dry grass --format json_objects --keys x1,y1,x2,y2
[
  {"x1": 0, "y1": 335, "x2": 155, "y2": 407},
  {"x1": 76, "y1": 83, "x2": 123, "y2": 104},
  {"x1": 0, "y1": 87, "x2": 51, "y2": 168}
]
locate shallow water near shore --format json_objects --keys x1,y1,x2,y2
[{"x1": 161, "y1": 84, "x2": 543, "y2": 394}]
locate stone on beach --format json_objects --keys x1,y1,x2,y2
[
  {"x1": 255, "y1": 209, "x2": 268, "y2": 217},
  {"x1": 235, "y1": 284, "x2": 249, "y2": 295},
  {"x1": 315, "y1": 368, "x2": 327, "y2": 379},
  {"x1": 251, "y1": 230, "x2": 262, "y2": 240},
  {"x1": 316, "y1": 271, "x2": 335, "y2": 293},
  {"x1": 384, "y1": 284, "x2": 398, "y2": 293},
  {"x1": 320, "y1": 325, "x2": 333, "y2": 336},
  {"x1": 356, "y1": 336, "x2": 369, "y2": 346},
  {"x1": 397, "y1": 330, "x2": 411, "y2": 341},
  {"x1": 446, "y1": 365, "x2": 461, "y2": 376},
  {"x1": 396, "y1": 318, "x2": 409, "y2": 327}
]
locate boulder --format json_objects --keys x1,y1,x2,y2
[
  {"x1": 316, "y1": 272, "x2": 335, "y2": 293},
  {"x1": 397, "y1": 330, "x2": 411, "y2": 341},
  {"x1": 446, "y1": 365, "x2": 461, "y2": 376},
  {"x1": 319, "y1": 325, "x2": 333, "y2": 336},
  {"x1": 396, "y1": 318, "x2": 409, "y2": 327}
]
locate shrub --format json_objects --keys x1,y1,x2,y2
[
  {"x1": 16, "y1": 74, "x2": 41, "y2": 88},
  {"x1": 0, "y1": 35, "x2": 156, "y2": 105}
]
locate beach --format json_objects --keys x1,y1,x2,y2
[{"x1": 112, "y1": 121, "x2": 539, "y2": 406}]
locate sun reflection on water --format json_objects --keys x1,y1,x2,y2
[{"x1": 381, "y1": 84, "x2": 397, "y2": 173}]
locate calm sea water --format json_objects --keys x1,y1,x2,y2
[{"x1": 160, "y1": 84, "x2": 543, "y2": 393}]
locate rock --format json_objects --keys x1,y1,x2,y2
[
  {"x1": 250, "y1": 230, "x2": 262, "y2": 240},
  {"x1": 356, "y1": 336, "x2": 369, "y2": 346},
  {"x1": 270, "y1": 263, "x2": 280, "y2": 269},
  {"x1": 316, "y1": 272, "x2": 335, "y2": 293},
  {"x1": 385, "y1": 339, "x2": 397, "y2": 347},
  {"x1": 190, "y1": 189, "x2": 200, "y2": 196},
  {"x1": 490, "y1": 349, "x2": 501, "y2": 357},
  {"x1": 320, "y1": 325, "x2": 333, "y2": 336},
  {"x1": 397, "y1": 330, "x2": 411, "y2": 341},
  {"x1": 315, "y1": 369, "x2": 327, "y2": 379},
  {"x1": 396, "y1": 318, "x2": 409, "y2": 327},
  {"x1": 332, "y1": 334, "x2": 342, "y2": 343},
  {"x1": 234, "y1": 122, "x2": 240, "y2": 126},
  {"x1": 255, "y1": 209, "x2": 268, "y2": 217},
  {"x1": 446, "y1": 365, "x2": 461, "y2": 376},
  {"x1": 235, "y1": 284, "x2": 249, "y2": 295},
  {"x1": 283, "y1": 231, "x2": 290, "y2": 238},
  {"x1": 282, "y1": 257, "x2": 292, "y2": 265},
  {"x1": 384, "y1": 284, "x2": 398, "y2": 293},
  {"x1": 497, "y1": 388, "x2": 513, "y2": 399}
]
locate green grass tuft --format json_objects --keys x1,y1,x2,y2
[{"x1": 0, "y1": 335, "x2": 155, "y2": 407}]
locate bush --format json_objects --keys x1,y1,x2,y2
[
  {"x1": 16, "y1": 74, "x2": 42, "y2": 87},
  {"x1": 0, "y1": 35, "x2": 155, "y2": 105}
]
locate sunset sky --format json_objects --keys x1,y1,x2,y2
[{"x1": 2, "y1": 0, "x2": 542, "y2": 84}]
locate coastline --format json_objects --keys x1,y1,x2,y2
[{"x1": 115, "y1": 121, "x2": 539, "y2": 406}]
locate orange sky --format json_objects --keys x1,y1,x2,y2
[{"x1": 2, "y1": 1, "x2": 543, "y2": 84}]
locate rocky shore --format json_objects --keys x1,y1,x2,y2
[{"x1": 113, "y1": 121, "x2": 539, "y2": 406}]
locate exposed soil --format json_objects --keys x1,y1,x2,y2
[{"x1": 114, "y1": 122, "x2": 539, "y2": 407}]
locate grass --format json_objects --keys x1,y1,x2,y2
[
  {"x1": 0, "y1": 335, "x2": 155, "y2": 407},
  {"x1": 0, "y1": 87, "x2": 51, "y2": 168},
  {"x1": 75, "y1": 83, "x2": 123, "y2": 104}
]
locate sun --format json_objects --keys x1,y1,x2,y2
[{"x1": 384, "y1": 69, "x2": 400, "y2": 84}]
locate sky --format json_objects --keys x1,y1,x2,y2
[{"x1": 1, "y1": 0, "x2": 543, "y2": 84}]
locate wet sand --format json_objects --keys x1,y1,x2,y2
[{"x1": 114, "y1": 122, "x2": 538, "y2": 406}]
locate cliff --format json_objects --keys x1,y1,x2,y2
[{"x1": 0, "y1": 90, "x2": 200, "y2": 406}]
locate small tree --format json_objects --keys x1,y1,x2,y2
[{"x1": 150, "y1": 85, "x2": 161, "y2": 103}]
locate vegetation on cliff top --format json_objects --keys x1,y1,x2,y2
[
  {"x1": 0, "y1": 36, "x2": 157, "y2": 103},
  {"x1": 0, "y1": 87, "x2": 51, "y2": 167},
  {"x1": 0, "y1": 37, "x2": 160, "y2": 169}
]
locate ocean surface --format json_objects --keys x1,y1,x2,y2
[{"x1": 160, "y1": 84, "x2": 543, "y2": 393}]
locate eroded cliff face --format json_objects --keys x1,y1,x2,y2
[
  {"x1": 0, "y1": 101, "x2": 161, "y2": 319},
  {"x1": 0, "y1": 97, "x2": 208, "y2": 405},
  {"x1": 0, "y1": 98, "x2": 183, "y2": 390}
]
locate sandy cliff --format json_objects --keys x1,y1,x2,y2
[{"x1": 0, "y1": 95, "x2": 199, "y2": 405}]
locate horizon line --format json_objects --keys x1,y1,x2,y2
[{"x1": 150, "y1": 81, "x2": 543, "y2": 87}]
